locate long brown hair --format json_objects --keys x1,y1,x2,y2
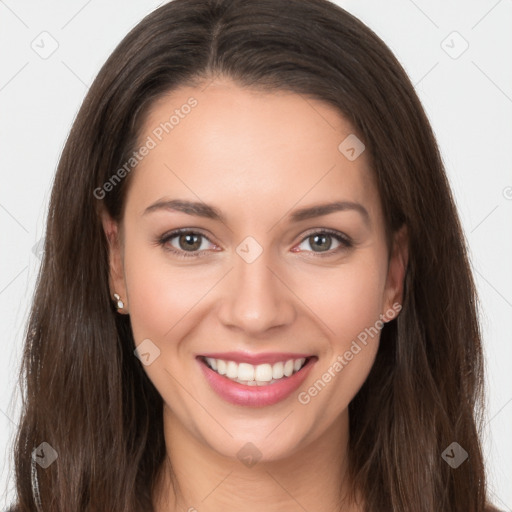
[{"x1": 11, "y1": 0, "x2": 493, "y2": 510}]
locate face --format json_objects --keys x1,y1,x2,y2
[{"x1": 103, "y1": 78, "x2": 407, "y2": 462}]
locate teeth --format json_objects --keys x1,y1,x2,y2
[
  {"x1": 226, "y1": 361, "x2": 238, "y2": 379},
  {"x1": 272, "y1": 362, "x2": 284, "y2": 379},
  {"x1": 204, "y1": 357, "x2": 307, "y2": 385},
  {"x1": 239, "y1": 362, "x2": 255, "y2": 381},
  {"x1": 284, "y1": 359, "x2": 294, "y2": 377},
  {"x1": 216, "y1": 359, "x2": 226, "y2": 375}
]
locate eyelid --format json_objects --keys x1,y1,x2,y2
[{"x1": 299, "y1": 227, "x2": 352, "y2": 243}]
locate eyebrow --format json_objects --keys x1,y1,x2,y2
[
  {"x1": 143, "y1": 198, "x2": 370, "y2": 227},
  {"x1": 143, "y1": 199, "x2": 226, "y2": 221},
  {"x1": 290, "y1": 201, "x2": 370, "y2": 226}
]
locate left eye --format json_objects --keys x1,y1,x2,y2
[{"x1": 295, "y1": 230, "x2": 352, "y2": 255}]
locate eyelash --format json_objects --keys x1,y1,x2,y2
[{"x1": 156, "y1": 228, "x2": 353, "y2": 259}]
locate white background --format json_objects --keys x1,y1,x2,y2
[{"x1": 1, "y1": 0, "x2": 511, "y2": 509}]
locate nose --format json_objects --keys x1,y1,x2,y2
[{"x1": 217, "y1": 248, "x2": 296, "y2": 335}]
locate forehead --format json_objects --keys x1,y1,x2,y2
[{"x1": 125, "y1": 79, "x2": 382, "y2": 227}]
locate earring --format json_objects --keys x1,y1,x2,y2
[{"x1": 113, "y1": 293, "x2": 124, "y2": 310}]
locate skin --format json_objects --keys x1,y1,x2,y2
[{"x1": 102, "y1": 77, "x2": 408, "y2": 512}]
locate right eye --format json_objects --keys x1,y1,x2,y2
[{"x1": 158, "y1": 229, "x2": 219, "y2": 258}]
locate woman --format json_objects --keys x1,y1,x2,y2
[{"x1": 8, "y1": 0, "x2": 500, "y2": 510}]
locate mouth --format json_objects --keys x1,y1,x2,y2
[{"x1": 196, "y1": 355, "x2": 318, "y2": 407}]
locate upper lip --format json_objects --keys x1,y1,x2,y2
[{"x1": 198, "y1": 351, "x2": 316, "y2": 365}]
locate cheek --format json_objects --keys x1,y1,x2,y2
[
  {"x1": 293, "y1": 252, "x2": 387, "y2": 409},
  {"x1": 296, "y1": 251, "x2": 388, "y2": 343},
  {"x1": 122, "y1": 237, "x2": 215, "y2": 343}
]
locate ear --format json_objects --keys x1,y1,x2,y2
[
  {"x1": 101, "y1": 210, "x2": 129, "y2": 314},
  {"x1": 381, "y1": 224, "x2": 408, "y2": 321}
]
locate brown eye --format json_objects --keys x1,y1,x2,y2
[
  {"x1": 158, "y1": 229, "x2": 216, "y2": 258},
  {"x1": 177, "y1": 232, "x2": 203, "y2": 251}
]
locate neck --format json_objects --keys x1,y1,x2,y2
[{"x1": 153, "y1": 405, "x2": 362, "y2": 512}]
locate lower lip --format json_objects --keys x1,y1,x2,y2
[{"x1": 197, "y1": 356, "x2": 317, "y2": 407}]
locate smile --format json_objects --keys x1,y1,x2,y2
[{"x1": 197, "y1": 355, "x2": 317, "y2": 407}]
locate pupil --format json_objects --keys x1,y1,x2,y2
[
  {"x1": 180, "y1": 233, "x2": 200, "y2": 251},
  {"x1": 311, "y1": 234, "x2": 331, "y2": 252}
]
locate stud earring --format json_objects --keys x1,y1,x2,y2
[{"x1": 113, "y1": 293, "x2": 124, "y2": 310}]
